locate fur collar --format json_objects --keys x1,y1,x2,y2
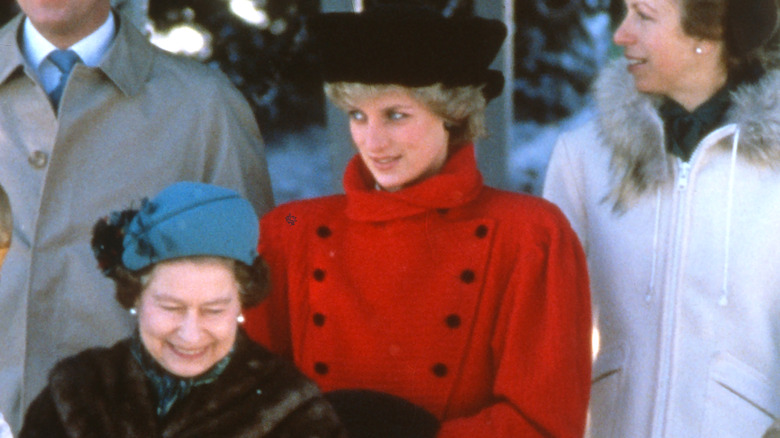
[
  {"x1": 25, "y1": 332, "x2": 342, "y2": 437},
  {"x1": 594, "y1": 59, "x2": 780, "y2": 210}
]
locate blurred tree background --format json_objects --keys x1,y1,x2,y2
[
  {"x1": 0, "y1": 0, "x2": 625, "y2": 138},
  {"x1": 514, "y1": 0, "x2": 613, "y2": 122},
  {"x1": 148, "y1": 0, "x2": 323, "y2": 139}
]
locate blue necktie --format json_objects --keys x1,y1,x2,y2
[{"x1": 47, "y1": 49, "x2": 81, "y2": 108}]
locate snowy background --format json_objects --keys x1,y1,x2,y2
[
  {"x1": 141, "y1": 0, "x2": 615, "y2": 206},
  {"x1": 0, "y1": 0, "x2": 616, "y2": 205},
  {"x1": 254, "y1": 0, "x2": 612, "y2": 204}
]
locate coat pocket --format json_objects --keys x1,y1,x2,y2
[
  {"x1": 701, "y1": 353, "x2": 780, "y2": 438},
  {"x1": 586, "y1": 344, "x2": 626, "y2": 438}
]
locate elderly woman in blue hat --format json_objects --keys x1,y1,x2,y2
[
  {"x1": 245, "y1": 4, "x2": 592, "y2": 438},
  {"x1": 18, "y1": 182, "x2": 345, "y2": 438}
]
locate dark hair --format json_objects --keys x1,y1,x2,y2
[
  {"x1": 110, "y1": 256, "x2": 270, "y2": 310},
  {"x1": 678, "y1": 0, "x2": 724, "y2": 41},
  {"x1": 678, "y1": 0, "x2": 778, "y2": 71}
]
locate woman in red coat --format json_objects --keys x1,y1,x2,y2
[{"x1": 245, "y1": 5, "x2": 592, "y2": 437}]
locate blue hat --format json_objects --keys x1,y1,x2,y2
[{"x1": 121, "y1": 182, "x2": 258, "y2": 270}]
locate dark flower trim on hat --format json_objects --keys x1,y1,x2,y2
[
  {"x1": 91, "y1": 206, "x2": 140, "y2": 277},
  {"x1": 128, "y1": 198, "x2": 161, "y2": 263}
]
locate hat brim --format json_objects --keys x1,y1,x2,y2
[{"x1": 310, "y1": 6, "x2": 507, "y2": 100}]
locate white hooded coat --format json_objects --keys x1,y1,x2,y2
[{"x1": 544, "y1": 59, "x2": 780, "y2": 437}]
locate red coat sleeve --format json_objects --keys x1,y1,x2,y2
[
  {"x1": 438, "y1": 210, "x2": 592, "y2": 438},
  {"x1": 244, "y1": 209, "x2": 294, "y2": 359}
]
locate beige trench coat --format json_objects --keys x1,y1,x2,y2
[{"x1": 0, "y1": 12, "x2": 273, "y2": 431}]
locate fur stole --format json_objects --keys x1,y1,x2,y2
[{"x1": 20, "y1": 332, "x2": 345, "y2": 438}]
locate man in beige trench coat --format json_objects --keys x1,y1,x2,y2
[{"x1": 0, "y1": 0, "x2": 274, "y2": 432}]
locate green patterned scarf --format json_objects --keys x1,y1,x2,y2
[{"x1": 130, "y1": 331, "x2": 234, "y2": 417}]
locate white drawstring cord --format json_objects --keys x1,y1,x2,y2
[
  {"x1": 646, "y1": 186, "x2": 662, "y2": 303},
  {"x1": 719, "y1": 127, "x2": 740, "y2": 306}
]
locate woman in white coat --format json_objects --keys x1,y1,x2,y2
[{"x1": 543, "y1": 0, "x2": 780, "y2": 436}]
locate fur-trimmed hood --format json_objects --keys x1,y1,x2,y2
[{"x1": 594, "y1": 59, "x2": 780, "y2": 210}]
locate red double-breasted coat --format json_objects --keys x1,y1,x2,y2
[{"x1": 245, "y1": 145, "x2": 591, "y2": 437}]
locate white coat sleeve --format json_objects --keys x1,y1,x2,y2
[{"x1": 542, "y1": 130, "x2": 590, "y2": 252}]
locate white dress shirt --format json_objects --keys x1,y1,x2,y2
[
  {"x1": 0, "y1": 411, "x2": 11, "y2": 438},
  {"x1": 21, "y1": 11, "x2": 116, "y2": 95}
]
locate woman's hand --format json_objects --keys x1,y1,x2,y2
[{"x1": 324, "y1": 389, "x2": 440, "y2": 438}]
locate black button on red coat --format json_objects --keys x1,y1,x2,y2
[
  {"x1": 316, "y1": 225, "x2": 332, "y2": 238},
  {"x1": 315, "y1": 362, "x2": 329, "y2": 375},
  {"x1": 432, "y1": 363, "x2": 448, "y2": 377},
  {"x1": 460, "y1": 269, "x2": 475, "y2": 284}
]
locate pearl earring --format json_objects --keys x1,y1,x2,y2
[
  {"x1": 695, "y1": 47, "x2": 703, "y2": 54},
  {"x1": 129, "y1": 307, "x2": 137, "y2": 316},
  {"x1": 237, "y1": 314, "x2": 245, "y2": 324}
]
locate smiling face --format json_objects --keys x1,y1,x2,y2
[
  {"x1": 136, "y1": 257, "x2": 242, "y2": 378},
  {"x1": 17, "y1": 0, "x2": 111, "y2": 48},
  {"x1": 613, "y1": 0, "x2": 727, "y2": 110},
  {"x1": 347, "y1": 88, "x2": 449, "y2": 192}
]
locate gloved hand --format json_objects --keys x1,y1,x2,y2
[{"x1": 324, "y1": 389, "x2": 440, "y2": 438}]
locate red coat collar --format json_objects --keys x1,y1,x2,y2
[{"x1": 343, "y1": 144, "x2": 484, "y2": 221}]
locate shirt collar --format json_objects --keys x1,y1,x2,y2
[
  {"x1": 660, "y1": 84, "x2": 734, "y2": 161},
  {"x1": 21, "y1": 10, "x2": 116, "y2": 69}
]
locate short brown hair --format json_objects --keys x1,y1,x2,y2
[
  {"x1": 110, "y1": 256, "x2": 270, "y2": 310},
  {"x1": 677, "y1": 0, "x2": 778, "y2": 70},
  {"x1": 325, "y1": 82, "x2": 488, "y2": 147},
  {"x1": 678, "y1": 0, "x2": 724, "y2": 41}
]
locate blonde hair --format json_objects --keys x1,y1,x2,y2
[{"x1": 325, "y1": 82, "x2": 488, "y2": 146}]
